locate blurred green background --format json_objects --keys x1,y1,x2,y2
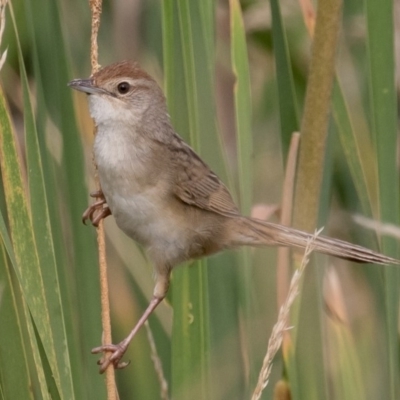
[{"x1": 0, "y1": 0, "x2": 399, "y2": 399}]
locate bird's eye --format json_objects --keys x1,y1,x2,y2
[{"x1": 117, "y1": 82, "x2": 130, "y2": 94}]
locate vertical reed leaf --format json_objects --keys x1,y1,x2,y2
[
  {"x1": 332, "y1": 80, "x2": 376, "y2": 217},
  {"x1": 20, "y1": 0, "x2": 105, "y2": 397},
  {"x1": 16, "y1": 21, "x2": 75, "y2": 400},
  {"x1": 229, "y1": 1, "x2": 258, "y2": 395},
  {"x1": 365, "y1": 0, "x2": 399, "y2": 398},
  {"x1": 230, "y1": 0, "x2": 252, "y2": 215},
  {"x1": 0, "y1": 232, "x2": 33, "y2": 399},
  {"x1": 0, "y1": 84, "x2": 64, "y2": 397},
  {"x1": 270, "y1": 0, "x2": 300, "y2": 160},
  {"x1": 163, "y1": 1, "x2": 212, "y2": 398}
]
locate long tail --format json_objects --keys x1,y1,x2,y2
[{"x1": 233, "y1": 217, "x2": 398, "y2": 265}]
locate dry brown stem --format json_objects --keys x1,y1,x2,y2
[{"x1": 88, "y1": 0, "x2": 117, "y2": 398}]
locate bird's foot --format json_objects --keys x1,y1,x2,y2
[
  {"x1": 82, "y1": 190, "x2": 111, "y2": 227},
  {"x1": 92, "y1": 341, "x2": 130, "y2": 374}
]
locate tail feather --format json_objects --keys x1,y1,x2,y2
[{"x1": 236, "y1": 217, "x2": 398, "y2": 265}]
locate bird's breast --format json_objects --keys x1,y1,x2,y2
[
  {"x1": 93, "y1": 125, "x2": 165, "y2": 234},
  {"x1": 92, "y1": 125, "x2": 225, "y2": 266}
]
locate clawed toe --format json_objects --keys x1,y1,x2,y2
[
  {"x1": 82, "y1": 190, "x2": 111, "y2": 227},
  {"x1": 92, "y1": 343, "x2": 130, "y2": 373},
  {"x1": 89, "y1": 190, "x2": 103, "y2": 199},
  {"x1": 91, "y1": 207, "x2": 111, "y2": 226}
]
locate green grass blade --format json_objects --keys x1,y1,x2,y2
[
  {"x1": 0, "y1": 87, "x2": 62, "y2": 397},
  {"x1": 230, "y1": 0, "x2": 252, "y2": 215},
  {"x1": 163, "y1": 2, "x2": 211, "y2": 398},
  {"x1": 21, "y1": 299, "x2": 52, "y2": 400},
  {"x1": 0, "y1": 210, "x2": 14, "y2": 267},
  {"x1": 20, "y1": 0, "x2": 105, "y2": 396},
  {"x1": 0, "y1": 241, "x2": 33, "y2": 399},
  {"x1": 8, "y1": 8, "x2": 76, "y2": 398},
  {"x1": 270, "y1": 0, "x2": 300, "y2": 160},
  {"x1": 332, "y1": 79, "x2": 376, "y2": 217},
  {"x1": 0, "y1": 195, "x2": 50, "y2": 399},
  {"x1": 163, "y1": 1, "x2": 250, "y2": 397},
  {"x1": 365, "y1": 0, "x2": 399, "y2": 398},
  {"x1": 365, "y1": 0, "x2": 399, "y2": 226},
  {"x1": 229, "y1": 1, "x2": 259, "y2": 394}
]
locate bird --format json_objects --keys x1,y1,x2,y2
[{"x1": 69, "y1": 60, "x2": 398, "y2": 373}]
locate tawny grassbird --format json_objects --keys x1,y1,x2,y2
[{"x1": 69, "y1": 61, "x2": 398, "y2": 373}]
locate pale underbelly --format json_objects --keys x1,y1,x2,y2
[{"x1": 106, "y1": 190, "x2": 207, "y2": 265}]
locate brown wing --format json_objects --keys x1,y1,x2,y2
[{"x1": 171, "y1": 140, "x2": 240, "y2": 217}]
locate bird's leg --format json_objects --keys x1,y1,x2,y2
[
  {"x1": 82, "y1": 190, "x2": 111, "y2": 227},
  {"x1": 92, "y1": 271, "x2": 170, "y2": 374},
  {"x1": 92, "y1": 296, "x2": 163, "y2": 373}
]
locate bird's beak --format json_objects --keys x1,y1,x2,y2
[{"x1": 68, "y1": 78, "x2": 105, "y2": 95}]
